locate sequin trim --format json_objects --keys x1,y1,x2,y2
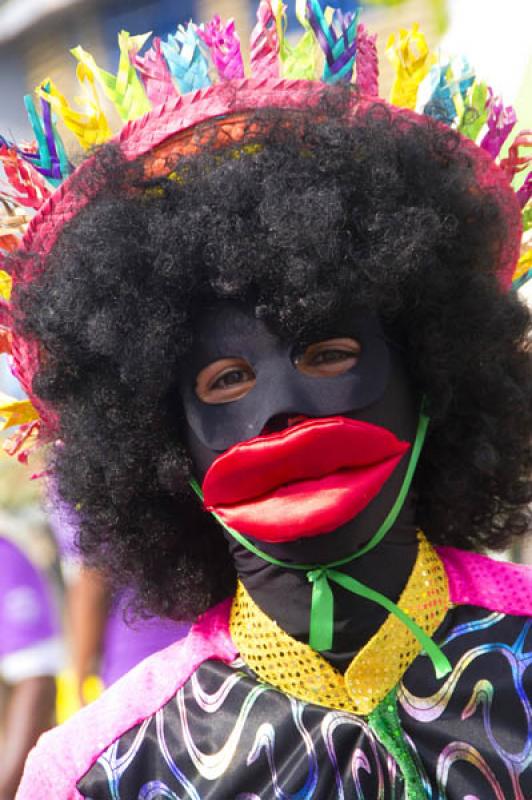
[
  {"x1": 369, "y1": 688, "x2": 427, "y2": 799},
  {"x1": 230, "y1": 533, "x2": 450, "y2": 715}
]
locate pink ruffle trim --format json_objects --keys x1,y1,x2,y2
[
  {"x1": 437, "y1": 546, "x2": 532, "y2": 616},
  {"x1": 15, "y1": 599, "x2": 236, "y2": 800}
]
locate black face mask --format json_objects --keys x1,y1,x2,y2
[
  {"x1": 180, "y1": 302, "x2": 392, "y2": 478},
  {"x1": 178, "y1": 301, "x2": 422, "y2": 669}
]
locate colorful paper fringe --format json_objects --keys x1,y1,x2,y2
[
  {"x1": 72, "y1": 32, "x2": 152, "y2": 123},
  {"x1": 198, "y1": 16, "x2": 245, "y2": 81},
  {"x1": 0, "y1": 147, "x2": 51, "y2": 211},
  {"x1": 23, "y1": 90, "x2": 72, "y2": 185},
  {"x1": 0, "y1": 393, "x2": 40, "y2": 431},
  {"x1": 387, "y1": 25, "x2": 434, "y2": 110},
  {"x1": 3, "y1": 419, "x2": 41, "y2": 464},
  {"x1": 250, "y1": 0, "x2": 280, "y2": 80},
  {"x1": 517, "y1": 174, "x2": 532, "y2": 210},
  {"x1": 161, "y1": 25, "x2": 212, "y2": 93},
  {"x1": 0, "y1": 270, "x2": 12, "y2": 301},
  {"x1": 0, "y1": 196, "x2": 34, "y2": 251},
  {"x1": 273, "y1": 0, "x2": 317, "y2": 80},
  {"x1": 306, "y1": 0, "x2": 360, "y2": 84},
  {"x1": 356, "y1": 23, "x2": 379, "y2": 96},
  {"x1": 500, "y1": 130, "x2": 532, "y2": 180},
  {"x1": 36, "y1": 72, "x2": 112, "y2": 151},
  {"x1": 417, "y1": 58, "x2": 474, "y2": 126},
  {"x1": 458, "y1": 81, "x2": 490, "y2": 142},
  {"x1": 130, "y1": 36, "x2": 179, "y2": 109},
  {"x1": 481, "y1": 96, "x2": 517, "y2": 160}
]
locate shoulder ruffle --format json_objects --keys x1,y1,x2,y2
[
  {"x1": 437, "y1": 546, "x2": 532, "y2": 617},
  {"x1": 15, "y1": 599, "x2": 235, "y2": 799}
]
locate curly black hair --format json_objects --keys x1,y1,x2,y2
[{"x1": 11, "y1": 91, "x2": 531, "y2": 619}]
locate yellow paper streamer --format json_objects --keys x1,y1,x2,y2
[
  {"x1": 36, "y1": 69, "x2": 113, "y2": 150},
  {"x1": 272, "y1": 0, "x2": 317, "y2": 80},
  {"x1": 386, "y1": 24, "x2": 435, "y2": 109},
  {"x1": 72, "y1": 31, "x2": 152, "y2": 123},
  {"x1": 0, "y1": 393, "x2": 40, "y2": 431},
  {"x1": 0, "y1": 270, "x2": 12, "y2": 301},
  {"x1": 513, "y1": 228, "x2": 532, "y2": 285}
]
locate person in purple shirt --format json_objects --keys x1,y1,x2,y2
[
  {"x1": 49, "y1": 496, "x2": 190, "y2": 697},
  {"x1": 0, "y1": 536, "x2": 62, "y2": 799}
]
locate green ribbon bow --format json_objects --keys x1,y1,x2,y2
[{"x1": 191, "y1": 405, "x2": 452, "y2": 681}]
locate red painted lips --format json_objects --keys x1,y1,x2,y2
[{"x1": 202, "y1": 416, "x2": 410, "y2": 543}]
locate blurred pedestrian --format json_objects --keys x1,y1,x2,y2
[{"x1": 0, "y1": 533, "x2": 62, "y2": 799}]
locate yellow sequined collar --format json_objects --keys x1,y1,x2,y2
[{"x1": 230, "y1": 532, "x2": 449, "y2": 715}]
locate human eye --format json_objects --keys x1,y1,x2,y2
[
  {"x1": 294, "y1": 337, "x2": 361, "y2": 377},
  {"x1": 195, "y1": 357, "x2": 256, "y2": 404}
]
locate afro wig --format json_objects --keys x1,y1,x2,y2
[{"x1": 11, "y1": 93, "x2": 531, "y2": 619}]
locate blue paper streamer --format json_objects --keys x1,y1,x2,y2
[
  {"x1": 161, "y1": 24, "x2": 212, "y2": 94},
  {"x1": 306, "y1": 0, "x2": 359, "y2": 84},
  {"x1": 22, "y1": 88, "x2": 72, "y2": 185}
]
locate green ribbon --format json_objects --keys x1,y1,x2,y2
[
  {"x1": 190, "y1": 404, "x2": 452, "y2": 680},
  {"x1": 310, "y1": 569, "x2": 450, "y2": 678}
]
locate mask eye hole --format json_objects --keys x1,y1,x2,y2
[
  {"x1": 195, "y1": 357, "x2": 256, "y2": 404},
  {"x1": 294, "y1": 337, "x2": 361, "y2": 377}
]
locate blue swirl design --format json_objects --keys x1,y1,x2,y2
[
  {"x1": 96, "y1": 718, "x2": 152, "y2": 800},
  {"x1": 85, "y1": 611, "x2": 532, "y2": 799},
  {"x1": 87, "y1": 657, "x2": 400, "y2": 798},
  {"x1": 439, "y1": 613, "x2": 506, "y2": 647},
  {"x1": 154, "y1": 709, "x2": 201, "y2": 800},
  {"x1": 176, "y1": 669, "x2": 270, "y2": 780},
  {"x1": 436, "y1": 742, "x2": 506, "y2": 800},
  {"x1": 399, "y1": 613, "x2": 532, "y2": 798},
  {"x1": 321, "y1": 710, "x2": 388, "y2": 799},
  {"x1": 138, "y1": 782, "x2": 182, "y2": 799},
  {"x1": 245, "y1": 698, "x2": 319, "y2": 799}
]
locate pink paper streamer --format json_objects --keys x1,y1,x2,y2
[
  {"x1": 0, "y1": 146, "x2": 51, "y2": 211},
  {"x1": 131, "y1": 37, "x2": 178, "y2": 108},
  {"x1": 250, "y1": 0, "x2": 280, "y2": 80},
  {"x1": 517, "y1": 172, "x2": 532, "y2": 209},
  {"x1": 499, "y1": 130, "x2": 532, "y2": 207},
  {"x1": 198, "y1": 15, "x2": 245, "y2": 81},
  {"x1": 480, "y1": 96, "x2": 517, "y2": 159},
  {"x1": 355, "y1": 23, "x2": 379, "y2": 97}
]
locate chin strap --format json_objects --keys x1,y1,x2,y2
[{"x1": 190, "y1": 406, "x2": 452, "y2": 680}]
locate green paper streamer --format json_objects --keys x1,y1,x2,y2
[
  {"x1": 23, "y1": 95, "x2": 52, "y2": 172},
  {"x1": 459, "y1": 81, "x2": 489, "y2": 142}
]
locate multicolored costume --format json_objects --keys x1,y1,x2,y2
[
  {"x1": 0, "y1": 2, "x2": 529, "y2": 798},
  {"x1": 13, "y1": 545, "x2": 532, "y2": 799}
]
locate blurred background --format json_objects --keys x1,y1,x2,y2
[{"x1": 0, "y1": 1, "x2": 529, "y2": 795}]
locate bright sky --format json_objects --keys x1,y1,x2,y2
[{"x1": 444, "y1": 0, "x2": 532, "y2": 107}]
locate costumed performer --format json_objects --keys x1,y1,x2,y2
[{"x1": 0, "y1": 1, "x2": 529, "y2": 798}]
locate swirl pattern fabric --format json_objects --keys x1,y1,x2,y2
[
  {"x1": 79, "y1": 658, "x2": 402, "y2": 799},
  {"x1": 78, "y1": 606, "x2": 532, "y2": 800}
]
